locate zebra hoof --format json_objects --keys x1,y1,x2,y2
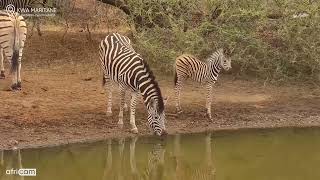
[
  {"x1": 205, "y1": 113, "x2": 213, "y2": 121},
  {"x1": 10, "y1": 83, "x2": 21, "y2": 91},
  {"x1": 106, "y1": 111, "x2": 112, "y2": 117},
  {"x1": 0, "y1": 71, "x2": 5, "y2": 79},
  {"x1": 130, "y1": 128, "x2": 138, "y2": 134},
  {"x1": 124, "y1": 103, "x2": 129, "y2": 112},
  {"x1": 117, "y1": 123, "x2": 124, "y2": 129}
]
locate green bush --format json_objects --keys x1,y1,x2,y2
[{"x1": 125, "y1": 0, "x2": 320, "y2": 83}]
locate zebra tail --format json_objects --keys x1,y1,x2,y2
[
  {"x1": 10, "y1": 16, "x2": 20, "y2": 74},
  {"x1": 10, "y1": 50, "x2": 19, "y2": 73}
]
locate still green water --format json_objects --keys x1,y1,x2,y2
[{"x1": 1, "y1": 128, "x2": 320, "y2": 180}]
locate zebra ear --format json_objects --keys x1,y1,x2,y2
[
  {"x1": 163, "y1": 96, "x2": 169, "y2": 106},
  {"x1": 230, "y1": 47, "x2": 235, "y2": 54},
  {"x1": 223, "y1": 47, "x2": 231, "y2": 56}
]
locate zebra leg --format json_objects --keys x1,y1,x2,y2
[
  {"x1": 130, "y1": 136, "x2": 138, "y2": 175},
  {"x1": 173, "y1": 134, "x2": 181, "y2": 180},
  {"x1": 117, "y1": 138, "x2": 125, "y2": 180},
  {"x1": 118, "y1": 137, "x2": 125, "y2": 157},
  {"x1": 102, "y1": 139, "x2": 112, "y2": 180},
  {"x1": 29, "y1": 17, "x2": 35, "y2": 38},
  {"x1": 130, "y1": 92, "x2": 138, "y2": 134},
  {"x1": 36, "y1": 17, "x2": 42, "y2": 37},
  {"x1": 107, "y1": 139, "x2": 112, "y2": 167},
  {"x1": 104, "y1": 77, "x2": 113, "y2": 116},
  {"x1": 206, "y1": 83, "x2": 213, "y2": 120},
  {"x1": 0, "y1": 150, "x2": 3, "y2": 165},
  {"x1": 205, "y1": 132, "x2": 216, "y2": 177},
  {"x1": 124, "y1": 102, "x2": 128, "y2": 111},
  {"x1": 16, "y1": 59, "x2": 22, "y2": 89},
  {"x1": 17, "y1": 149, "x2": 23, "y2": 170},
  {"x1": 118, "y1": 86, "x2": 125, "y2": 127},
  {"x1": 28, "y1": 17, "x2": 42, "y2": 37},
  {"x1": 174, "y1": 78, "x2": 183, "y2": 114},
  {"x1": 10, "y1": 68, "x2": 19, "y2": 91},
  {"x1": 123, "y1": 92, "x2": 129, "y2": 112},
  {"x1": 11, "y1": 51, "x2": 23, "y2": 91},
  {"x1": 205, "y1": 133, "x2": 212, "y2": 166},
  {"x1": 0, "y1": 48, "x2": 5, "y2": 79}
]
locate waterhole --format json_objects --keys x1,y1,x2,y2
[{"x1": 1, "y1": 127, "x2": 320, "y2": 180}]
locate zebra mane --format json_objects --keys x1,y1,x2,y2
[
  {"x1": 143, "y1": 61, "x2": 165, "y2": 113},
  {"x1": 206, "y1": 49, "x2": 223, "y2": 64}
]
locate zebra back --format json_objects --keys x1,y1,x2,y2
[
  {"x1": 111, "y1": 32, "x2": 135, "y2": 53},
  {"x1": 175, "y1": 48, "x2": 231, "y2": 84},
  {"x1": 0, "y1": 10, "x2": 27, "y2": 71},
  {"x1": 175, "y1": 54, "x2": 209, "y2": 83}
]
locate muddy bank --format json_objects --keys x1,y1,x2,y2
[{"x1": 1, "y1": 67, "x2": 319, "y2": 150}]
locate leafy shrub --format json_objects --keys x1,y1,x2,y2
[{"x1": 125, "y1": 0, "x2": 320, "y2": 83}]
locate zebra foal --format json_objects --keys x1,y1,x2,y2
[
  {"x1": 174, "y1": 48, "x2": 232, "y2": 119},
  {"x1": 0, "y1": 10, "x2": 27, "y2": 90},
  {"x1": 99, "y1": 33, "x2": 167, "y2": 136}
]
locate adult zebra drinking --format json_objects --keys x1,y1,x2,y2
[
  {"x1": 174, "y1": 48, "x2": 232, "y2": 119},
  {"x1": 99, "y1": 33, "x2": 167, "y2": 136}
]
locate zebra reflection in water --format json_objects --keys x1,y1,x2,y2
[
  {"x1": 102, "y1": 138, "x2": 125, "y2": 180},
  {"x1": 173, "y1": 133, "x2": 216, "y2": 180},
  {"x1": 102, "y1": 134, "x2": 215, "y2": 180},
  {"x1": 0, "y1": 149, "x2": 25, "y2": 180},
  {"x1": 102, "y1": 137, "x2": 166, "y2": 180}
]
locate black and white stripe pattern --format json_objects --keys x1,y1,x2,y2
[
  {"x1": 174, "y1": 48, "x2": 232, "y2": 119},
  {"x1": 102, "y1": 33, "x2": 134, "y2": 115},
  {"x1": 0, "y1": 0, "x2": 42, "y2": 8},
  {"x1": 99, "y1": 33, "x2": 167, "y2": 136},
  {"x1": 0, "y1": 10, "x2": 27, "y2": 90},
  {"x1": 0, "y1": 0, "x2": 46, "y2": 37}
]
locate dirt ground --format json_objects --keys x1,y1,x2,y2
[{"x1": 0, "y1": 31, "x2": 319, "y2": 150}]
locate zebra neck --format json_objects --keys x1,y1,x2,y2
[
  {"x1": 207, "y1": 55, "x2": 222, "y2": 81},
  {"x1": 139, "y1": 83, "x2": 163, "y2": 111},
  {"x1": 137, "y1": 71, "x2": 164, "y2": 113}
]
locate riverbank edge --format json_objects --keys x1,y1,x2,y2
[{"x1": 2, "y1": 124, "x2": 319, "y2": 151}]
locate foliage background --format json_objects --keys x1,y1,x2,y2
[
  {"x1": 44, "y1": 0, "x2": 320, "y2": 83},
  {"x1": 122, "y1": 0, "x2": 320, "y2": 83}
]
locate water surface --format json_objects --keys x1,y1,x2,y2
[{"x1": 1, "y1": 127, "x2": 320, "y2": 180}]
